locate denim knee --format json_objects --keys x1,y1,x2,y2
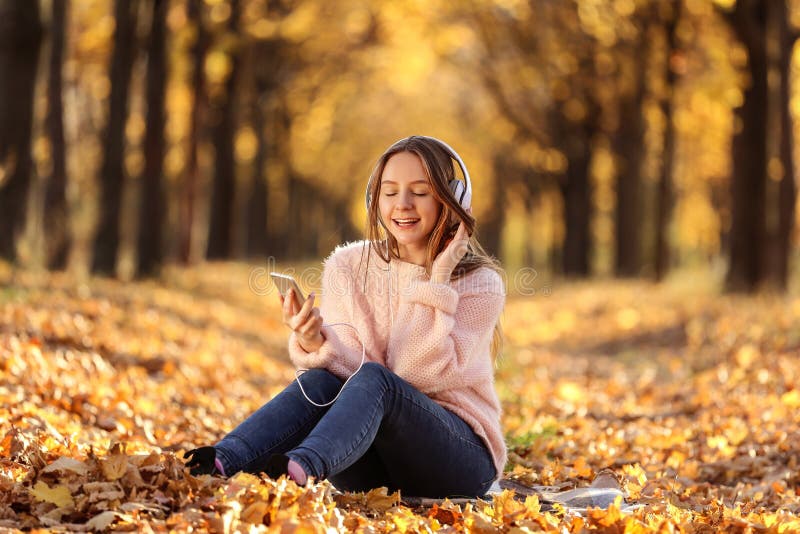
[
  {"x1": 351, "y1": 362, "x2": 392, "y2": 384},
  {"x1": 295, "y1": 368, "x2": 343, "y2": 403},
  {"x1": 298, "y1": 367, "x2": 340, "y2": 386}
]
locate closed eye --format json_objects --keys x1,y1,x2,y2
[{"x1": 382, "y1": 190, "x2": 429, "y2": 197}]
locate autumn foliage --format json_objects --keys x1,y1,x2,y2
[{"x1": 1, "y1": 263, "x2": 800, "y2": 531}]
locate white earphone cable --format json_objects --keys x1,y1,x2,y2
[
  {"x1": 295, "y1": 321, "x2": 366, "y2": 407},
  {"x1": 294, "y1": 255, "x2": 394, "y2": 407}
]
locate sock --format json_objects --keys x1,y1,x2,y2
[
  {"x1": 287, "y1": 459, "x2": 308, "y2": 485},
  {"x1": 214, "y1": 457, "x2": 227, "y2": 477}
]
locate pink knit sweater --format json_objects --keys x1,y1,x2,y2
[{"x1": 288, "y1": 241, "x2": 507, "y2": 477}]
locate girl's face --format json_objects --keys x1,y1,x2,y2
[{"x1": 378, "y1": 151, "x2": 442, "y2": 262}]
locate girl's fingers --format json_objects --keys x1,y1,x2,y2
[
  {"x1": 459, "y1": 219, "x2": 471, "y2": 239},
  {"x1": 282, "y1": 290, "x2": 293, "y2": 318},
  {"x1": 292, "y1": 290, "x2": 304, "y2": 315},
  {"x1": 454, "y1": 221, "x2": 467, "y2": 241},
  {"x1": 287, "y1": 288, "x2": 306, "y2": 315},
  {"x1": 289, "y1": 293, "x2": 316, "y2": 330},
  {"x1": 297, "y1": 308, "x2": 323, "y2": 337},
  {"x1": 298, "y1": 316, "x2": 323, "y2": 338},
  {"x1": 301, "y1": 292, "x2": 315, "y2": 315},
  {"x1": 281, "y1": 289, "x2": 322, "y2": 337}
]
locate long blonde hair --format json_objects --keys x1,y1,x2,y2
[{"x1": 362, "y1": 136, "x2": 504, "y2": 359}]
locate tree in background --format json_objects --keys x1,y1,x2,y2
[
  {"x1": 465, "y1": 1, "x2": 607, "y2": 277},
  {"x1": 206, "y1": 0, "x2": 241, "y2": 260},
  {"x1": 0, "y1": 1, "x2": 43, "y2": 261},
  {"x1": 137, "y1": 0, "x2": 168, "y2": 277},
  {"x1": 611, "y1": 4, "x2": 652, "y2": 278},
  {"x1": 654, "y1": 1, "x2": 682, "y2": 282},
  {"x1": 93, "y1": 0, "x2": 140, "y2": 275},
  {"x1": 178, "y1": 0, "x2": 209, "y2": 265},
  {"x1": 724, "y1": 0, "x2": 768, "y2": 293},
  {"x1": 768, "y1": 0, "x2": 797, "y2": 290},
  {"x1": 43, "y1": 0, "x2": 70, "y2": 270},
  {"x1": 721, "y1": 0, "x2": 798, "y2": 292}
]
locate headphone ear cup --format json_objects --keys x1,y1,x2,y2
[
  {"x1": 447, "y1": 179, "x2": 466, "y2": 228},
  {"x1": 449, "y1": 179, "x2": 465, "y2": 207}
]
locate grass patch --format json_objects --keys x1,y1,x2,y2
[{"x1": 506, "y1": 424, "x2": 558, "y2": 449}]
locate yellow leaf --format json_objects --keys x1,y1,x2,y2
[
  {"x1": 241, "y1": 501, "x2": 267, "y2": 524},
  {"x1": 781, "y1": 389, "x2": 800, "y2": 408},
  {"x1": 463, "y1": 511, "x2": 496, "y2": 533},
  {"x1": 30, "y1": 481, "x2": 74, "y2": 508},
  {"x1": 523, "y1": 494, "x2": 541, "y2": 515},
  {"x1": 364, "y1": 487, "x2": 400, "y2": 512}
]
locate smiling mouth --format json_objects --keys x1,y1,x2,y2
[{"x1": 392, "y1": 218, "x2": 420, "y2": 229}]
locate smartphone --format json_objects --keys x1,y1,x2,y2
[{"x1": 270, "y1": 272, "x2": 306, "y2": 302}]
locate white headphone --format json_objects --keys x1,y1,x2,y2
[{"x1": 364, "y1": 135, "x2": 473, "y2": 213}]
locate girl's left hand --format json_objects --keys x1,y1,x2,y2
[
  {"x1": 280, "y1": 290, "x2": 325, "y2": 352},
  {"x1": 431, "y1": 219, "x2": 470, "y2": 284}
]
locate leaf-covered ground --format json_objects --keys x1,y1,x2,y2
[{"x1": 1, "y1": 262, "x2": 799, "y2": 532}]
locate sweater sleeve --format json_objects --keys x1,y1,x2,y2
[
  {"x1": 287, "y1": 253, "x2": 366, "y2": 379},
  {"x1": 385, "y1": 268, "x2": 505, "y2": 394}
]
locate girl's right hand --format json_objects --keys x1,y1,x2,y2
[{"x1": 280, "y1": 289, "x2": 325, "y2": 352}]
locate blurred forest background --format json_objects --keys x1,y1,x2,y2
[{"x1": 0, "y1": 0, "x2": 799, "y2": 293}]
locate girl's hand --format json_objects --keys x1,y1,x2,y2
[
  {"x1": 280, "y1": 289, "x2": 324, "y2": 352},
  {"x1": 431, "y1": 219, "x2": 470, "y2": 285}
]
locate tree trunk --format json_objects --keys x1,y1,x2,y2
[
  {"x1": 775, "y1": 43, "x2": 796, "y2": 290},
  {"x1": 178, "y1": 0, "x2": 207, "y2": 265},
  {"x1": 725, "y1": 0, "x2": 768, "y2": 293},
  {"x1": 479, "y1": 152, "x2": 509, "y2": 259},
  {"x1": 557, "y1": 108, "x2": 595, "y2": 278},
  {"x1": 655, "y1": 2, "x2": 682, "y2": 282},
  {"x1": 768, "y1": 0, "x2": 796, "y2": 290},
  {"x1": 207, "y1": 0, "x2": 241, "y2": 259},
  {"x1": 43, "y1": 0, "x2": 69, "y2": 270},
  {"x1": 0, "y1": 1, "x2": 43, "y2": 261},
  {"x1": 286, "y1": 175, "x2": 302, "y2": 259},
  {"x1": 613, "y1": 31, "x2": 649, "y2": 278},
  {"x1": 561, "y1": 147, "x2": 592, "y2": 277},
  {"x1": 137, "y1": 0, "x2": 167, "y2": 277},
  {"x1": 246, "y1": 107, "x2": 268, "y2": 258},
  {"x1": 266, "y1": 95, "x2": 292, "y2": 256},
  {"x1": 92, "y1": 0, "x2": 139, "y2": 275}
]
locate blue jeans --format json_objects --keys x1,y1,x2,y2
[{"x1": 214, "y1": 362, "x2": 497, "y2": 498}]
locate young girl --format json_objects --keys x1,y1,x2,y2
[{"x1": 185, "y1": 136, "x2": 506, "y2": 498}]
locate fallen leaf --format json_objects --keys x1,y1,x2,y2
[
  {"x1": 364, "y1": 487, "x2": 400, "y2": 512},
  {"x1": 29, "y1": 480, "x2": 74, "y2": 508},
  {"x1": 428, "y1": 503, "x2": 462, "y2": 525},
  {"x1": 42, "y1": 456, "x2": 90, "y2": 476},
  {"x1": 241, "y1": 501, "x2": 268, "y2": 524},
  {"x1": 100, "y1": 453, "x2": 128, "y2": 481},
  {"x1": 85, "y1": 511, "x2": 119, "y2": 531}
]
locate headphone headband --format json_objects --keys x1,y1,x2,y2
[{"x1": 365, "y1": 135, "x2": 473, "y2": 211}]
